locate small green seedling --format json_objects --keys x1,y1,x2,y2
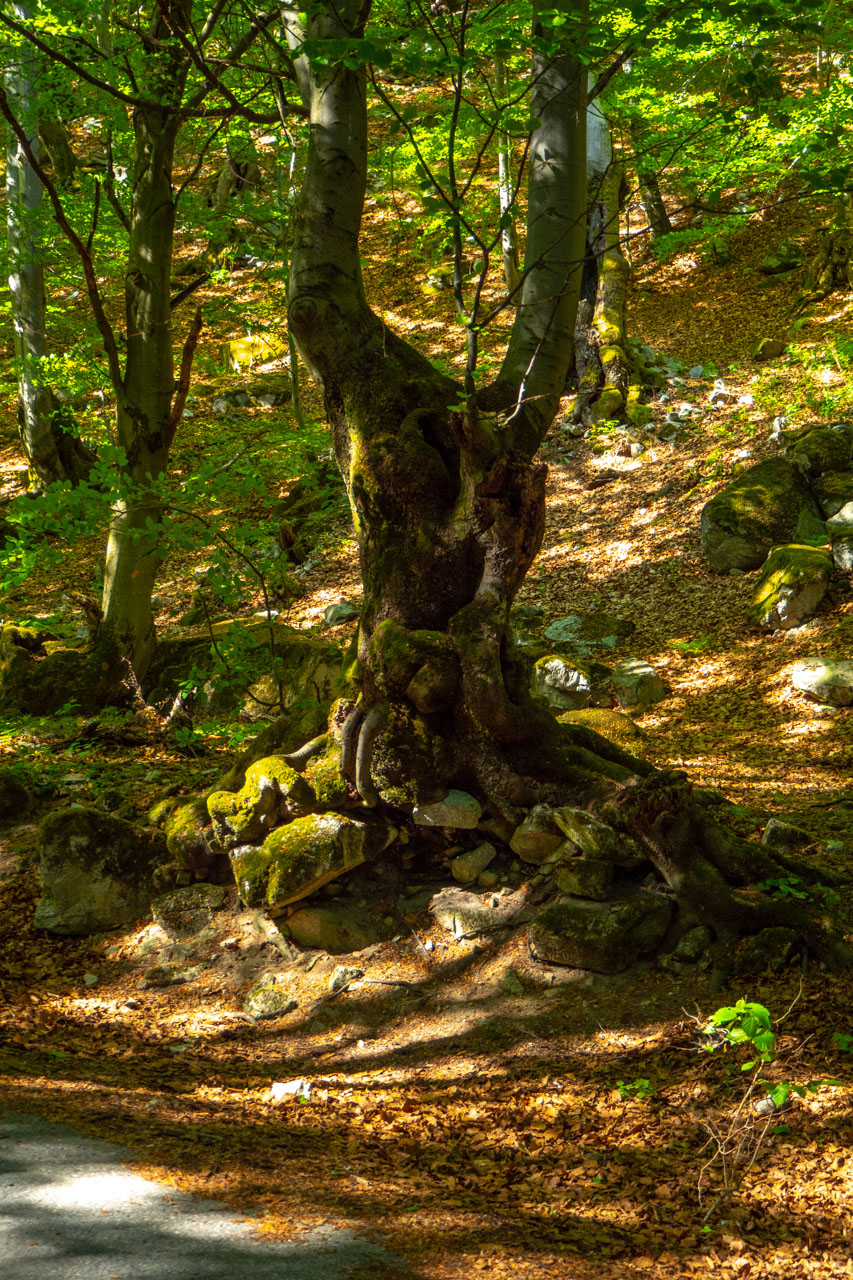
[{"x1": 616, "y1": 1077, "x2": 655, "y2": 1101}]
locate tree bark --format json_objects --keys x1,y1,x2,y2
[
  {"x1": 98, "y1": 0, "x2": 193, "y2": 678},
  {"x1": 5, "y1": 0, "x2": 62, "y2": 487}
]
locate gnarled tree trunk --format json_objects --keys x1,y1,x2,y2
[{"x1": 284, "y1": 0, "x2": 851, "y2": 976}]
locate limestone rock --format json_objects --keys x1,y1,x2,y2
[
  {"x1": 792, "y1": 658, "x2": 853, "y2": 706},
  {"x1": 151, "y1": 884, "x2": 227, "y2": 939},
  {"x1": 748, "y1": 544, "x2": 833, "y2": 631},
  {"x1": 413, "y1": 789, "x2": 482, "y2": 829},
  {"x1": 509, "y1": 806, "x2": 565, "y2": 863},
  {"x1": 552, "y1": 806, "x2": 645, "y2": 867},
  {"x1": 450, "y1": 842, "x2": 497, "y2": 885},
  {"x1": 811, "y1": 472, "x2": 853, "y2": 519},
  {"x1": 762, "y1": 818, "x2": 812, "y2": 850},
  {"x1": 284, "y1": 904, "x2": 396, "y2": 953},
  {"x1": 530, "y1": 654, "x2": 612, "y2": 712},
  {"x1": 329, "y1": 964, "x2": 363, "y2": 992},
  {"x1": 552, "y1": 857, "x2": 613, "y2": 901},
  {"x1": 323, "y1": 600, "x2": 359, "y2": 626},
  {"x1": 528, "y1": 891, "x2": 672, "y2": 972},
  {"x1": 430, "y1": 886, "x2": 527, "y2": 939},
  {"x1": 35, "y1": 807, "x2": 164, "y2": 936},
  {"x1": 243, "y1": 972, "x2": 298, "y2": 1019},
  {"x1": 674, "y1": 925, "x2": 714, "y2": 962},
  {"x1": 544, "y1": 612, "x2": 635, "y2": 650},
  {"x1": 700, "y1": 457, "x2": 824, "y2": 573},
  {"x1": 230, "y1": 813, "x2": 394, "y2": 912},
  {"x1": 612, "y1": 658, "x2": 669, "y2": 707},
  {"x1": 207, "y1": 756, "x2": 316, "y2": 851}
]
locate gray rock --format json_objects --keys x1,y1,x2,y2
[
  {"x1": 826, "y1": 500, "x2": 853, "y2": 537},
  {"x1": 322, "y1": 600, "x2": 359, "y2": 626},
  {"x1": 762, "y1": 817, "x2": 812, "y2": 850},
  {"x1": 543, "y1": 612, "x2": 635, "y2": 650},
  {"x1": 688, "y1": 365, "x2": 704, "y2": 379},
  {"x1": 552, "y1": 856, "x2": 613, "y2": 901},
  {"x1": 551, "y1": 805, "x2": 645, "y2": 867},
  {"x1": 792, "y1": 658, "x2": 853, "y2": 706},
  {"x1": 748, "y1": 545, "x2": 833, "y2": 631},
  {"x1": 509, "y1": 806, "x2": 565, "y2": 863},
  {"x1": 700, "y1": 457, "x2": 825, "y2": 573},
  {"x1": 530, "y1": 654, "x2": 612, "y2": 712},
  {"x1": 612, "y1": 658, "x2": 669, "y2": 707},
  {"x1": 674, "y1": 925, "x2": 714, "y2": 962},
  {"x1": 413, "y1": 789, "x2": 482, "y2": 829},
  {"x1": 243, "y1": 972, "x2": 298, "y2": 1018},
  {"x1": 151, "y1": 884, "x2": 227, "y2": 939},
  {"x1": 35, "y1": 808, "x2": 164, "y2": 936},
  {"x1": 528, "y1": 890, "x2": 672, "y2": 972},
  {"x1": 811, "y1": 472, "x2": 853, "y2": 518},
  {"x1": 231, "y1": 813, "x2": 395, "y2": 912},
  {"x1": 429, "y1": 886, "x2": 527, "y2": 939},
  {"x1": 329, "y1": 964, "x2": 363, "y2": 993},
  {"x1": 831, "y1": 538, "x2": 853, "y2": 570},
  {"x1": 450, "y1": 842, "x2": 497, "y2": 885}
]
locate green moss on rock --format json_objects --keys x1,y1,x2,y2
[
  {"x1": 700, "y1": 457, "x2": 824, "y2": 572},
  {"x1": 208, "y1": 755, "x2": 316, "y2": 851},
  {"x1": 230, "y1": 812, "x2": 394, "y2": 911},
  {"x1": 748, "y1": 544, "x2": 833, "y2": 630}
]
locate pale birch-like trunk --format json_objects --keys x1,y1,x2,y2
[{"x1": 5, "y1": 0, "x2": 60, "y2": 487}]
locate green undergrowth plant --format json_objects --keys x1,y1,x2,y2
[{"x1": 694, "y1": 996, "x2": 842, "y2": 1222}]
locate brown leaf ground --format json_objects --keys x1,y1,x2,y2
[{"x1": 2, "y1": 192, "x2": 853, "y2": 1278}]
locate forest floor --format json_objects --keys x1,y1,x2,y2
[{"x1": 1, "y1": 190, "x2": 853, "y2": 1278}]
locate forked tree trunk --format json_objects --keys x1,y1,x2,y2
[{"x1": 285, "y1": 1, "x2": 852, "y2": 974}]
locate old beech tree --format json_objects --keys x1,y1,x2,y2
[{"x1": 284, "y1": 0, "x2": 850, "y2": 974}]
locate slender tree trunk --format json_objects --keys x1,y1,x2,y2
[
  {"x1": 5, "y1": 0, "x2": 62, "y2": 487},
  {"x1": 630, "y1": 116, "x2": 672, "y2": 241},
  {"x1": 99, "y1": 2, "x2": 191, "y2": 679}
]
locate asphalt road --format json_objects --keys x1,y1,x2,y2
[{"x1": 0, "y1": 1110, "x2": 407, "y2": 1280}]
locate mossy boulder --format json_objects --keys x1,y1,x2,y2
[
  {"x1": 557, "y1": 708, "x2": 646, "y2": 753},
  {"x1": 164, "y1": 798, "x2": 217, "y2": 871},
  {"x1": 528, "y1": 891, "x2": 672, "y2": 972},
  {"x1": 207, "y1": 756, "x2": 316, "y2": 852},
  {"x1": 230, "y1": 813, "x2": 395, "y2": 912},
  {"x1": 748, "y1": 544, "x2": 833, "y2": 630},
  {"x1": 552, "y1": 856, "x2": 613, "y2": 901},
  {"x1": 35, "y1": 807, "x2": 165, "y2": 935},
  {"x1": 700, "y1": 457, "x2": 824, "y2": 572},
  {"x1": 530, "y1": 654, "x2": 612, "y2": 712},
  {"x1": 284, "y1": 904, "x2": 397, "y2": 954},
  {"x1": 242, "y1": 971, "x2": 298, "y2": 1018},
  {"x1": 553, "y1": 805, "x2": 645, "y2": 867},
  {"x1": 788, "y1": 426, "x2": 852, "y2": 478},
  {"x1": 509, "y1": 805, "x2": 566, "y2": 863},
  {"x1": 811, "y1": 471, "x2": 853, "y2": 518},
  {"x1": 151, "y1": 883, "x2": 227, "y2": 939},
  {"x1": 302, "y1": 739, "x2": 349, "y2": 810}
]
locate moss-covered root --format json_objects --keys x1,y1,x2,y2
[{"x1": 617, "y1": 775, "x2": 853, "y2": 979}]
